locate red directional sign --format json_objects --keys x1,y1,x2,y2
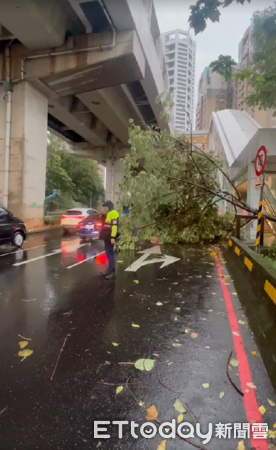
[{"x1": 255, "y1": 146, "x2": 267, "y2": 177}]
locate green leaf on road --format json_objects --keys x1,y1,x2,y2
[
  {"x1": 112, "y1": 343, "x2": 119, "y2": 347},
  {"x1": 135, "y1": 358, "x2": 155, "y2": 372},
  {"x1": 219, "y1": 392, "x2": 224, "y2": 399},
  {"x1": 174, "y1": 399, "x2": 186, "y2": 413},
  {"x1": 156, "y1": 302, "x2": 163, "y2": 306},
  {"x1": 172, "y1": 343, "x2": 182, "y2": 348},
  {"x1": 230, "y1": 358, "x2": 239, "y2": 367},
  {"x1": 116, "y1": 386, "x2": 124, "y2": 395}
]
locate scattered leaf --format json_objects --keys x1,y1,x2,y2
[
  {"x1": 268, "y1": 430, "x2": 276, "y2": 439},
  {"x1": 139, "y1": 402, "x2": 145, "y2": 407},
  {"x1": 251, "y1": 351, "x2": 257, "y2": 356},
  {"x1": 190, "y1": 333, "x2": 198, "y2": 339},
  {"x1": 230, "y1": 358, "x2": 239, "y2": 367},
  {"x1": 18, "y1": 349, "x2": 33, "y2": 358},
  {"x1": 246, "y1": 382, "x2": 256, "y2": 389},
  {"x1": 96, "y1": 442, "x2": 102, "y2": 449},
  {"x1": 238, "y1": 320, "x2": 246, "y2": 325},
  {"x1": 116, "y1": 386, "x2": 124, "y2": 395},
  {"x1": 219, "y1": 392, "x2": 224, "y2": 399},
  {"x1": 175, "y1": 307, "x2": 181, "y2": 311},
  {"x1": 202, "y1": 383, "x2": 209, "y2": 388},
  {"x1": 117, "y1": 261, "x2": 125, "y2": 264},
  {"x1": 19, "y1": 341, "x2": 29, "y2": 349},
  {"x1": 135, "y1": 358, "x2": 155, "y2": 372},
  {"x1": 174, "y1": 399, "x2": 186, "y2": 413},
  {"x1": 258, "y1": 405, "x2": 266, "y2": 415},
  {"x1": 105, "y1": 361, "x2": 111, "y2": 365},
  {"x1": 210, "y1": 252, "x2": 216, "y2": 257},
  {"x1": 245, "y1": 390, "x2": 249, "y2": 393},
  {"x1": 232, "y1": 292, "x2": 237, "y2": 296},
  {"x1": 206, "y1": 275, "x2": 212, "y2": 278},
  {"x1": 157, "y1": 440, "x2": 167, "y2": 450},
  {"x1": 232, "y1": 332, "x2": 240, "y2": 337},
  {"x1": 268, "y1": 442, "x2": 276, "y2": 449},
  {"x1": 273, "y1": 422, "x2": 276, "y2": 429},
  {"x1": 172, "y1": 343, "x2": 182, "y2": 348},
  {"x1": 168, "y1": 362, "x2": 174, "y2": 366},
  {"x1": 146, "y1": 405, "x2": 158, "y2": 421},
  {"x1": 172, "y1": 282, "x2": 178, "y2": 285},
  {"x1": 112, "y1": 343, "x2": 119, "y2": 347},
  {"x1": 132, "y1": 324, "x2": 140, "y2": 328},
  {"x1": 268, "y1": 399, "x2": 276, "y2": 407},
  {"x1": 156, "y1": 302, "x2": 163, "y2": 306},
  {"x1": 107, "y1": 351, "x2": 111, "y2": 355},
  {"x1": 237, "y1": 441, "x2": 245, "y2": 450},
  {"x1": 184, "y1": 329, "x2": 189, "y2": 333},
  {"x1": 133, "y1": 280, "x2": 139, "y2": 284},
  {"x1": 177, "y1": 414, "x2": 184, "y2": 424}
]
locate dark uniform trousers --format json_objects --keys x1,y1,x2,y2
[{"x1": 104, "y1": 241, "x2": 115, "y2": 272}]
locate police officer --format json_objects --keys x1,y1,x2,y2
[{"x1": 99, "y1": 200, "x2": 119, "y2": 280}]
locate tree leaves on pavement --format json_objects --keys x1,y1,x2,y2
[
  {"x1": 177, "y1": 414, "x2": 184, "y2": 424},
  {"x1": 157, "y1": 440, "x2": 167, "y2": 450},
  {"x1": 112, "y1": 343, "x2": 119, "y2": 347},
  {"x1": 268, "y1": 399, "x2": 276, "y2": 407},
  {"x1": 258, "y1": 405, "x2": 266, "y2": 415},
  {"x1": 19, "y1": 341, "x2": 29, "y2": 349},
  {"x1": 174, "y1": 399, "x2": 186, "y2": 414},
  {"x1": 230, "y1": 358, "x2": 239, "y2": 367},
  {"x1": 237, "y1": 441, "x2": 245, "y2": 450},
  {"x1": 190, "y1": 333, "x2": 198, "y2": 339},
  {"x1": 146, "y1": 405, "x2": 158, "y2": 421},
  {"x1": 132, "y1": 324, "x2": 140, "y2": 328},
  {"x1": 202, "y1": 383, "x2": 210, "y2": 389},
  {"x1": 135, "y1": 359, "x2": 155, "y2": 372},
  {"x1": 18, "y1": 349, "x2": 33, "y2": 358},
  {"x1": 246, "y1": 382, "x2": 256, "y2": 389},
  {"x1": 116, "y1": 386, "x2": 124, "y2": 395},
  {"x1": 156, "y1": 302, "x2": 163, "y2": 306},
  {"x1": 219, "y1": 392, "x2": 224, "y2": 399},
  {"x1": 172, "y1": 343, "x2": 182, "y2": 348}
]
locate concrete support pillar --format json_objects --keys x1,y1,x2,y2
[
  {"x1": 0, "y1": 81, "x2": 48, "y2": 227},
  {"x1": 0, "y1": 85, "x2": 6, "y2": 204},
  {"x1": 247, "y1": 162, "x2": 261, "y2": 240},
  {"x1": 105, "y1": 158, "x2": 124, "y2": 207}
]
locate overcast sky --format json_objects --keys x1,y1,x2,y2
[{"x1": 154, "y1": 0, "x2": 273, "y2": 105}]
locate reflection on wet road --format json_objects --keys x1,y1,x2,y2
[{"x1": 0, "y1": 232, "x2": 276, "y2": 449}]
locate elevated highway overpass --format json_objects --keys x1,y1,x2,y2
[{"x1": 0, "y1": 0, "x2": 168, "y2": 227}]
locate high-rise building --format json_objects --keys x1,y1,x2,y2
[
  {"x1": 162, "y1": 29, "x2": 196, "y2": 134},
  {"x1": 196, "y1": 67, "x2": 234, "y2": 130},
  {"x1": 236, "y1": 25, "x2": 276, "y2": 127}
]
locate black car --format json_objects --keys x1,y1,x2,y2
[{"x1": 0, "y1": 205, "x2": 27, "y2": 248}]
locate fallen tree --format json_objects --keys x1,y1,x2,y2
[{"x1": 117, "y1": 121, "x2": 257, "y2": 251}]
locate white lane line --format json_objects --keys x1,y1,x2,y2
[
  {"x1": 0, "y1": 245, "x2": 46, "y2": 258},
  {"x1": 66, "y1": 251, "x2": 105, "y2": 269},
  {"x1": 13, "y1": 244, "x2": 87, "y2": 267}
]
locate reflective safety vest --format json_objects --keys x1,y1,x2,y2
[{"x1": 99, "y1": 209, "x2": 119, "y2": 240}]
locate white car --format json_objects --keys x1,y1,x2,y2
[{"x1": 61, "y1": 208, "x2": 99, "y2": 234}]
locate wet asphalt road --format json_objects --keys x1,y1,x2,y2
[{"x1": 0, "y1": 231, "x2": 276, "y2": 450}]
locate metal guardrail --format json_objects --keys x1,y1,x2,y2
[{"x1": 235, "y1": 212, "x2": 276, "y2": 244}]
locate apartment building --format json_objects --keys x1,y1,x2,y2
[
  {"x1": 196, "y1": 67, "x2": 234, "y2": 130},
  {"x1": 237, "y1": 25, "x2": 276, "y2": 127},
  {"x1": 162, "y1": 29, "x2": 196, "y2": 134}
]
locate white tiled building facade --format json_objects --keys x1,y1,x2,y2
[{"x1": 162, "y1": 29, "x2": 196, "y2": 134}]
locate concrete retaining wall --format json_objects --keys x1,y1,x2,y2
[{"x1": 227, "y1": 237, "x2": 276, "y2": 306}]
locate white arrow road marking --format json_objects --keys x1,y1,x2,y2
[
  {"x1": 13, "y1": 244, "x2": 87, "y2": 266},
  {"x1": 0, "y1": 245, "x2": 46, "y2": 258},
  {"x1": 66, "y1": 251, "x2": 105, "y2": 269},
  {"x1": 125, "y1": 245, "x2": 180, "y2": 272}
]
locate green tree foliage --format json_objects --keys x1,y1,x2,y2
[
  {"x1": 117, "y1": 121, "x2": 255, "y2": 250},
  {"x1": 209, "y1": 4, "x2": 276, "y2": 112},
  {"x1": 188, "y1": 0, "x2": 251, "y2": 35},
  {"x1": 46, "y1": 134, "x2": 104, "y2": 208}
]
